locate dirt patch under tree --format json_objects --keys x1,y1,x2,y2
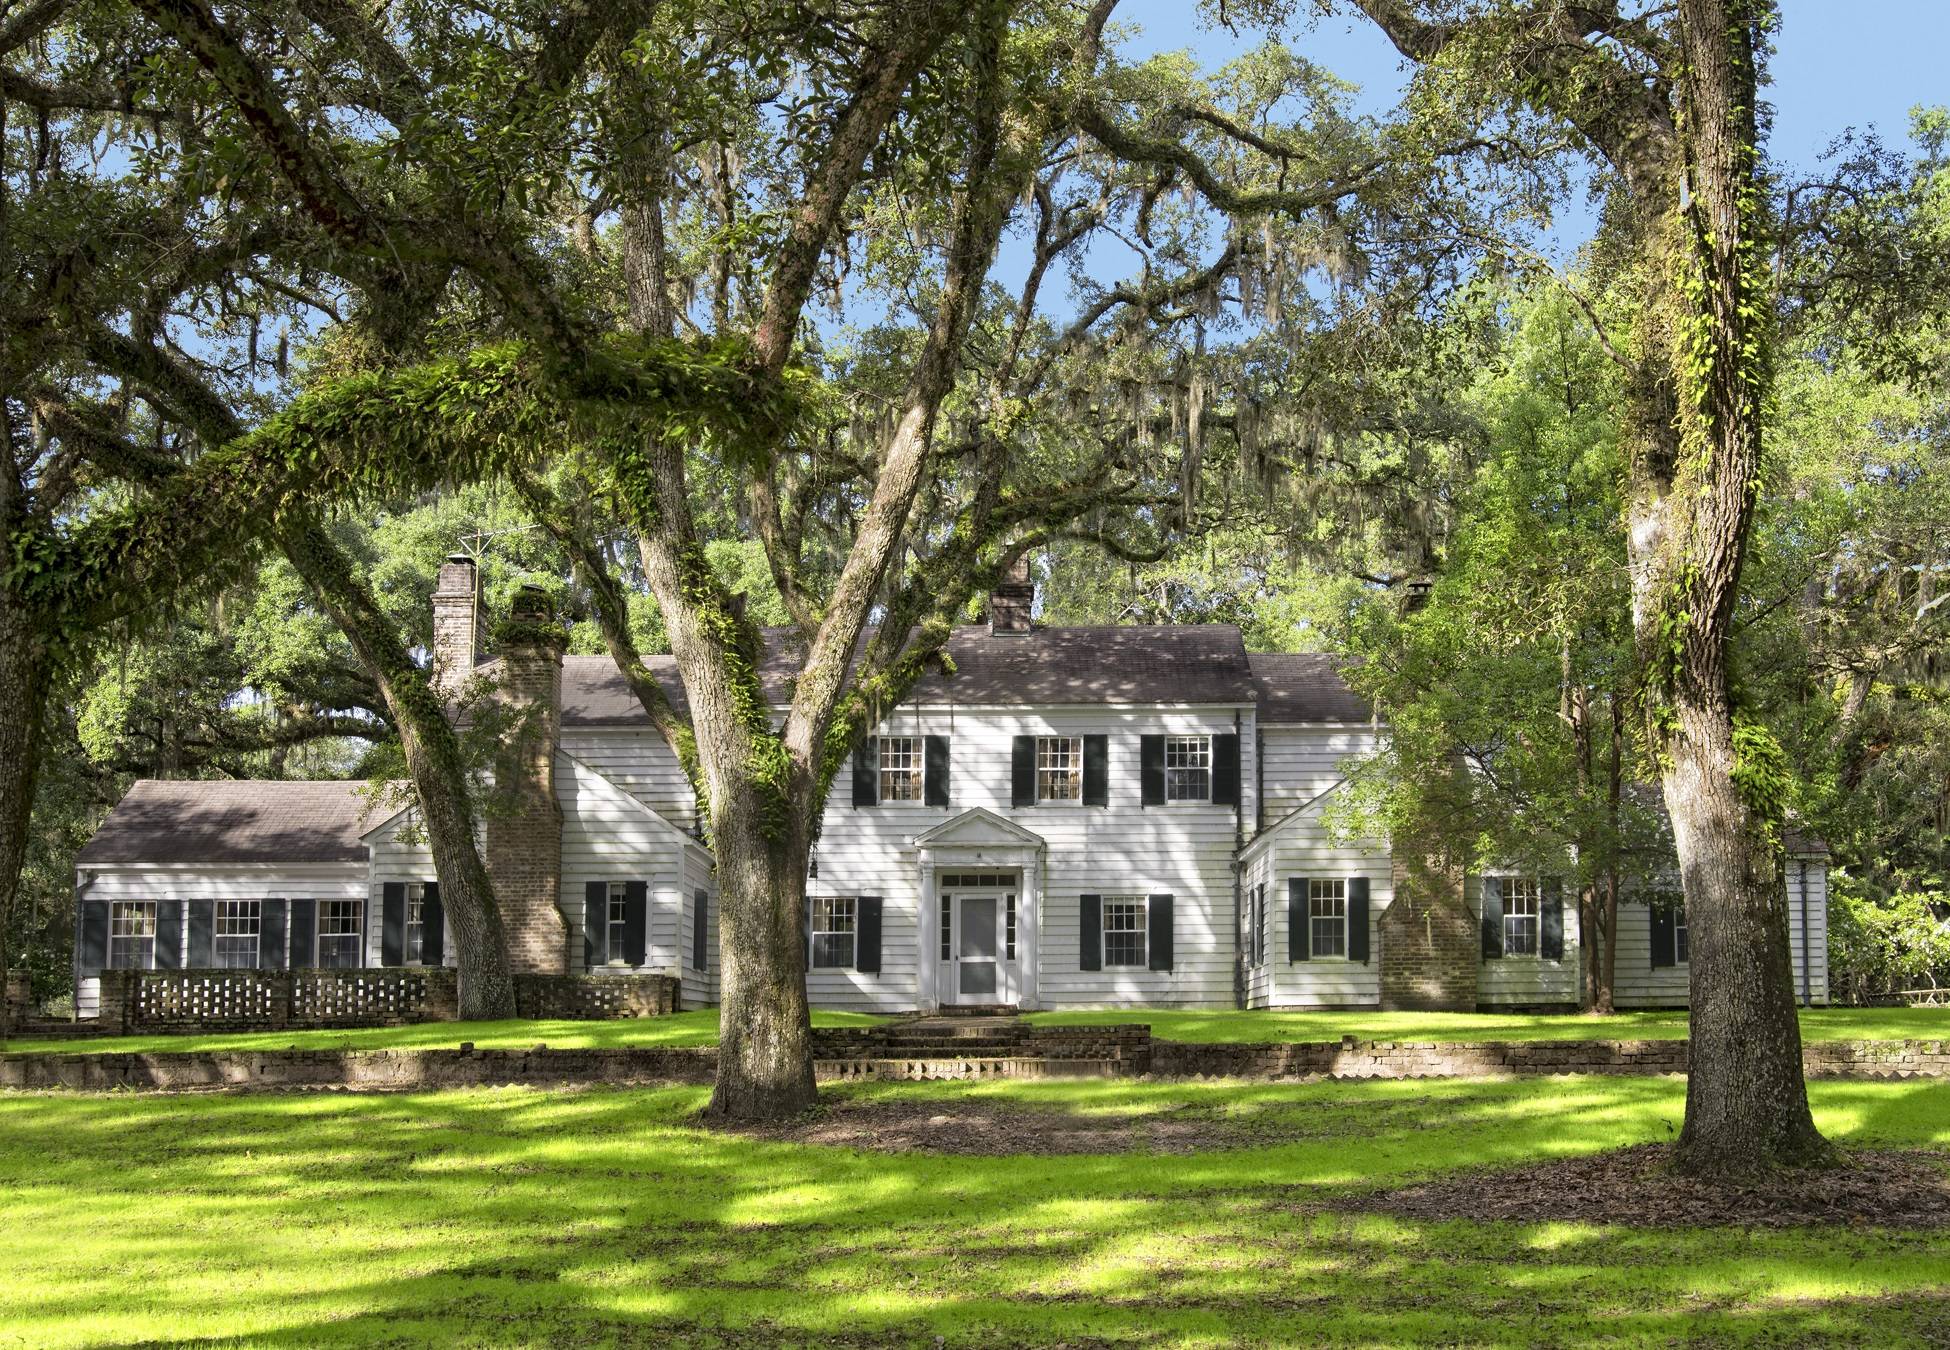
[{"x1": 1344, "y1": 1144, "x2": 1950, "y2": 1230}]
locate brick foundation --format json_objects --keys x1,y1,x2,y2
[{"x1": 512, "y1": 973, "x2": 678, "y2": 1019}]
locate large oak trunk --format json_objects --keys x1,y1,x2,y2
[
  {"x1": 1664, "y1": 693, "x2": 1828, "y2": 1172},
  {"x1": 706, "y1": 798, "x2": 817, "y2": 1119},
  {"x1": 0, "y1": 610, "x2": 49, "y2": 1043},
  {"x1": 282, "y1": 518, "x2": 517, "y2": 1020}
]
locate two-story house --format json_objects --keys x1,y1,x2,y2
[{"x1": 71, "y1": 556, "x2": 1832, "y2": 1018}]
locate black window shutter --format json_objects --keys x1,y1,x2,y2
[
  {"x1": 857, "y1": 895, "x2": 882, "y2": 974},
  {"x1": 692, "y1": 890, "x2": 709, "y2": 972},
  {"x1": 262, "y1": 899, "x2": 287, "y2": 970},
  {"x1": 584, "y1": 880, "x2": 608, "y2": 968},
  {"x1": 1479, "y1": 876, "x2": 1503, "y2": 959},
  {"x1": 1542, "y1": 878, "x2": 1565, "y2": 960},
  {"x1": 289, "y1": 898, "x2": 317, "y2": 968},
  {"x1": 804, "y1": 896, "x2": 813, "y2": 968},
  {"x1": 623, "y1": 880, "x2": 649, "y2": 966},
  {"x1": 1213, "y1": 734, "x2": 1241, "y2": 806},
  {"x1": 1140, "y1": 735, "x2": 1166, "y2": 806},
  {"x1": 1011, "y1": 736, "x2": 1036, "y2": 807},
  {"x1": 187, "y1": 900, "x2": 214, "y2": 967},
  {"x1": 422, "y1": 883, "x2": 444, "y2": 965},
  {"x1": 1079, "y1": 894, "x2": 1102, "y2": 971},
  {"x1": 382, "y1": 882, "x2": 407, "y2": 967},
  {"x1": 1650, "y1": 903, "x2": 1676, "y2": 968},
  {"x1": 155, "y1": 900, "x2": 183, "y2": 970},
  {"x1": 1083, "y1": 735, "x2": 1109, "y2": 806},
  {"x1": 852, "y1": 739, "x2": 878, "y2": 807},
  {"x1": 1288, "y1": 877, "x2": 1309, "y2": 962},
  {"x1": 1348, "y1": 877, "x2": 1371, "y2": 964},
  {"x1": 78, "y1": 900, "x2": 109, "y2": 975},
  {"x1": 1148, "y1": 893, "x2": 1174, "y2": 971},
  {"x1": 925, "y1": 735, "x2": 950, "y2": 807}
]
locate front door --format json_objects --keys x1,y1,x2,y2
[{"x1": 940, "y1": 884, "x2": 1014, "y2": 1005}]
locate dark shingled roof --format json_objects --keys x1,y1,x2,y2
[
  {"x1": 77, "y1": 780, "x2": 384, "y2": 865},
  {"x1": 555, "y1": 625, "x2": 1262, "y2": 724},
  {"x1": 1249, "y1": 652, "x2": 1374, "y2": 724}
]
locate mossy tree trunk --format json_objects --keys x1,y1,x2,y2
[
  {"x1": 281, "y1": 514, "x2": 518, "y2": 1020},
  {"x1": 1356, "y1": 0, "x2": 1829, "y2": 1179}
]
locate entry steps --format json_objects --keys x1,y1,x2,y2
[{"x1": 810, "y1": 1013, "x2": 1150, "y2": 1082}]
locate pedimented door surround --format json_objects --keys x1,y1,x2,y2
[{"x1": 914, "y1": 809, "x2": 1045, "y2": 1011}]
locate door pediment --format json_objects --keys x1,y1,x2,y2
[{"x1": 913, "y1": 807, "x2": 1044, "y2": 853}]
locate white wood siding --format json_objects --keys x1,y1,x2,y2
[
  {"x1": 73, "y1": 862, "x2": 368, "y2": 1017},
  {"x1": 678, "y1": 842, "x2": 719, "y2": 1009},
  {"x1": 560, "y1": 728, "x2": 697, "y2": 831},
  {"x1": 558, "y1": 752, "x2": 685, "y2": 976},
  {"x1": 1258, "y1": 726, "x2": 1381, "y2": 826},
  {"x1": 808, "y1": 705, "x2": 1254, "y2": 1011}
]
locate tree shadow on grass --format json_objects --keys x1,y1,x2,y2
[{"x1": 4, "y1": 1077, "x2": 1949, "y2": 1346}]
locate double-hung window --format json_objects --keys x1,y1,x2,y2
[
  {"x1": 1102, "y1": 896, "x2": 1148, "y2": 968},
  {"x1": 1674, "y1": 906, "x2": 1690, "y2": 964},
  {"x1": 878, "y1": 736, "x2": 924, "y2": 802},
  {"x1": 405, "y1": 883, "x2": 426, "y2": 964},
  {"x1": 811, "y1": 896, "x2": 856, "y2": 969},
  {"x1": 1037, "y1": 736, "x2": 1082, "y2": 802},
  {"x1": 607, "y1": 881, "x2": 629, "y2": 965},
  {"x1": 1165, "y1": 735, "x2": 1212, "y2": 802},
  {"x1": 1309, "y1": 879, "x2": 1348, "y2": 959},
  {"x1": 317, "y1": 899, "x2": 364, "y2": 968},
  {"x1": 109, "y1": 901, "x2": 156, "y2": 969},
  {"x1": 214, "y1": 900, "x2": 260, "y2": 968},
  {"x1": 1503, "y1": 878, "x2": 1541, "y2": 957}
]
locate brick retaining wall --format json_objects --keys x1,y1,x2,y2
[
  {"x1": 1150, "y1": 1037, "x2": 1950, "y2": 1080},
  {"x1": 5, "y1": 1035, "x2": 1947, "y2": 1093}
]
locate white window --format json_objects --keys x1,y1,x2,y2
[
  {"x1": 215, "y1": 900, "x2": 260, "y2": 969},
  {"x1": 1103, "y1": 895, "x2": 1147, "y2": 968},
  {"x1": 317, "y1": 899, "x2": 364, "y2": 968},
  {"x1": 1675, "y1": 906, "x2": 1690, "y2": 964},
  {"x1": 109, "y1": 901, "x2": 156, "y2": 970},
  {"x1": 1504, "y1": 878, "x2": 1541, "y2": 957},
  {"x1": 405, "y1": 883, "x2": 425, "y2": 965},
  {"x1": 812, "y1": 896, "x2": 856, "y2": 969},
  {"x1": 608, "y1": 881, "x2": 628, "y2": 965},
  {"x1": 1165, "y1": 735, "x2": 1212, "y2": 802},
  {"x1": 878, "y1": 736, "x2": 924, "y2": 802},
  {"x1": 1309, "y1": 879, "x2": 1348, "y2": 959},
  {"x1": 1037, "y1": 736, "x2": 1082, "y2": 802}
]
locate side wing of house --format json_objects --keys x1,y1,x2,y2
[
  {"x1": 1240, "y1": 779, "x2": 1394, "y2": 1010},
  {"x1": 1611, "y1": 854, "x2": 1831, "y2": 1008}
]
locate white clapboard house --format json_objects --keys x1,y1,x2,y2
[{"x1": 72, "y1": 557, "x2": 1832, "y2": 1018}]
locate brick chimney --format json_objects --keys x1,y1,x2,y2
[
  {"x1": 486, "y1": 585, "x2": 569, "y2": 975},
  {"x1": 431, "y1": 554, "x2": 486, "y2": 695},
  {"x1": 988, "y1": 555, "x2": 1034, "y2": 636}
]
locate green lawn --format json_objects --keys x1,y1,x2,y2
[
  {"x1": 1025, "y1": 1005, "x2": 1950, "y2": 1045},
  {"x1": 3, "y1": 1074, "x2": 1947, "y2": 1346},
  {"x1": 9, "y1": 1004, "x2": 1945, "y2": 1057}
]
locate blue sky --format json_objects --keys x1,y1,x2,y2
[{"x1": 1117, "y1": 0, "x2": 1943, "y2": 170}]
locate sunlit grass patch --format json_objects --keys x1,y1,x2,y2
[{"x1": 3, "y1": 1075, "x2": 1947, "y2": 1345}]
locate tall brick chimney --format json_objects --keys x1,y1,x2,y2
[
  {"x1": 988, "y1": 554, "x2": 1034, "y2": 636},
  {"x1": 431, "y1": 554, "x2": 486, "y2": 695},
  {"x1": 486, "y1": 584, "x2": 569, "y2": 975},
  {"x1": 1380, "y1": 852, "x2": 1479, "y2": 1011}
]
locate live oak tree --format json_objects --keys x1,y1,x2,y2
[
  {"x1": 1347, "y1": 0, "x2": 1831, "y2": 1174},
  {"x1": 10, "y1": 0, "x2": 1493, "y2": 1109}
]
